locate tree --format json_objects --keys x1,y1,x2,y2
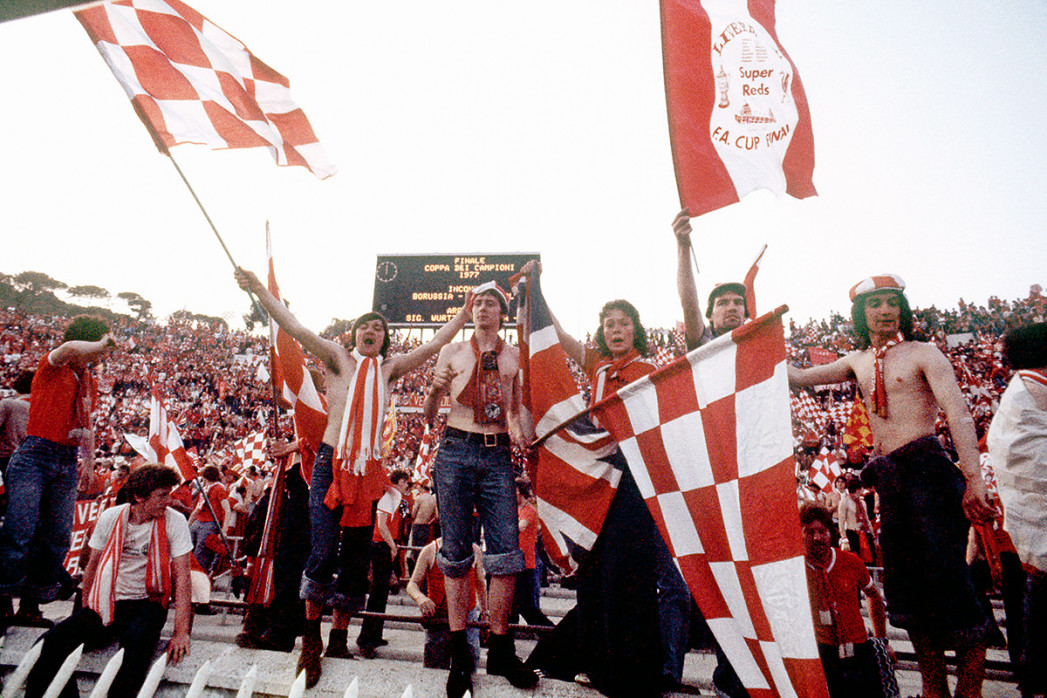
[
  {"x1": 117, "y1": 291, "x2": 153, "y2": 321},
  {"x1": 13, "y1": 271, "x2": 67, "y2": 295},
  {"x1": 322, "y1": 318, "x2": 353, "y2": 338},
  {"x1": 68, "y1": 285, "x2": 110, "y2": 301}
]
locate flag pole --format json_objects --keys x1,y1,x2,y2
[{"x1": 127, "y1": 99, "x2": 266, "y2": 319}]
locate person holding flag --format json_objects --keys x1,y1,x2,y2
[{"x1": 235, "y1": 267, "x2": 472, "y2": 688}]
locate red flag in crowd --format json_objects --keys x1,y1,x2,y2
[
  {"x1": 233, "y1": 430, "x2": 268, "y2": 473},
  {"x1": 517, "y1": 273, "x2": 625, "y2": 573},
  {"x1": 147, "y1": 387, "x2": 198, "y2": 481},
  {"x1": 807, "y1": 448, "x2": 842, "y2": 492},
  {"x1": 246, "y1": 453, "x2": 288, "y2": 606},
  {"x1": 75, "y1": 0, "x2": 336, "y2": 178},
  {"x1": 412, "y1": 425, "x2": 437, "y2": 489},
  {"x1": 589, "y1": 308, "x2": 828, "y2": 698},
  {"x1": 266, "y1": 227, "x2": 327, "y2": 483},
  {"x1": 662, "y1": 0, "x2": 815, "y2": 216}
]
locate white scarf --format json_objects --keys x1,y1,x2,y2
[{"x1": 335, "y1": 349, "x2": 386, "y2": 475}]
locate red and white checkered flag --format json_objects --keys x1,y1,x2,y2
[
  {"x1": 591, "y1": 308, "x2": 828, "y2": 698},
  {"x1": 267, "y1": 227, "x2": 328, "y2": 483},
  {"x1": 148, "y1": 386, "x2": 197, "y2": 481},
  {"x1": 234, "y1": 430, "x2": 269, "y2": 472},
  {"x1": 807, "y1": 448, "x2": 842, "y2": 493},
  {"x1": 76, "y1": 0, "x2": 335, "y2": 178}
]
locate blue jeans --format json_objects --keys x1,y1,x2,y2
[
  {"x1": 0, "y1": 436, "x2": 79, "y2": 601},
  {"x1": 299, "y1": 444, "x2": 371, "y2": 610},
  {"x1": 433, "y1": 435, "x2": 524, "y2": 577},
  {"x1": 189, "y1": 520, "x2": 220, "y2": 573}
]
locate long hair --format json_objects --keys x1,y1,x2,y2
[
  {"x1": 349, "y1": 312, "x2": 391, "y2": 357},
  {"x1": 850, "y1": 291, "x2": 913, "y2": 349},
  {"x1": 124, "y1": 464, "x2": 180, "y2": 504},
  {"x1": 594, "y1": 299, "x2": 649, "y2": 358}
]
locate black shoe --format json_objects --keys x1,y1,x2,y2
[
  {"x1": 357, "y1": 644, "x2": 376, "y2": 659},
  {"x1": 487, "y1": 634, "x2": 539, "y2": 689},
  {"x1": 447, "y1": 659, "x2": 473, "y2": 698},
  {"x1": 194, "y1": 603, "x2": 217, "y2": 616},
  {"x1": 297, "y1": 632, "x2": 323, "y2": 688},
  {"x1": 11, "y1": 609, "x2": 54, "y2": 629},
  {"x1": 256, "y1": 631, "x2": 296, "y2": 653},
  {"x1": 325, "y1": 628, "x2": 354, "y2": 658}
]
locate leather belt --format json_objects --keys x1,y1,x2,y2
[{"x1": 445, "y1": 426, "x2": 510, "y2": 448}]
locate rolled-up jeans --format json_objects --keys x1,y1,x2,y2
[
  {"x1": 299, "y1": 444, "x2": 370, "y2": 611},
  {"x1": 0, "y1": 436, "x2": 78, "y2": 601},
  {"x1": 433, "y1": 435, "x2": 524, "y2": 578}
]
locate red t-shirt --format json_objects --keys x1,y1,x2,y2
[
  {"x1": 26, "y1": 354, "x2": 97, "y2": 446},
  {"x1": 372, "y1": 486, "x2": 404, "y2": 544},
  {"x1": 518, "y1": 502, "x2": 538, "y2": 569},
  {"x1": 196, "y1": 482, "x2": 228, "y2": 525},
  {"x1": 805, "y1": 548, "x2": 873, "y2": 646}
]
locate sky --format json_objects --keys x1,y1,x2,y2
[{"x1": 1, "y1": 0, "x2": 1045, "y2": 339}]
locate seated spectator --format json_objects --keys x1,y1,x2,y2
[
  {"x1": 406, "y1": 525, "x2": 486, "y2": 670},
  {"x1": 23, "y1": 464, "x2": 191, "y2": 698}
]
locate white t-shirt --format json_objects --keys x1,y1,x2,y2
[{"x1": 89, "y1": 506, "x2": 193, "y2": 601}]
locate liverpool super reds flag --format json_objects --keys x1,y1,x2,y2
[
  {"x1": 590, "y1": 308, "x2": 829, "y2": 697},
  {"x1": 662, "y1": 0, "x2": 816, "y2": 215}
]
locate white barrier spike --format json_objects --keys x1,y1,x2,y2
[
  {"x1": 287, "y1": 669, "x2": 306, "y2": 698},
  {"x1": 134, "y1": 652, "x2": 168, "y2": 698},
  {"x1": 41, "y1": 642, "x2": 83, "y2": 698},
  {"x1": 463, "y1": 692, "x2": 472, "y2": 698},
  {"x1": 88, "y1": 648, "x2": 126, "y2": 698},
  {"x1": 400, "y1": 686, "x2": 414, "y2": 698},
  {"x1": 235, "y1": 664, "x2": 258, "y2": 698},
  {"x1": 185, "y1": 658, "x2": 212, "y2": 697},
  {"x1": 2, "y1": 639, "x2": 43, "y2": 698},
  {"x1": 342, "y1": 675, "x2": 359, "y2": 698}
]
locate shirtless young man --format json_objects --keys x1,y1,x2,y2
[
  {"x1": 423, "y1": 282, "x2": 538, "y2": 697},
  {"x1": 789, "y1": 274, "x2": 994, "y2": 698},
  {"x1": 236, "y1": 268, "x2": 471, "y2": 687}
]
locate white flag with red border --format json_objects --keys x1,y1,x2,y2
[
  {"x1": 147, "y1": 387, "x2": 197, "y2": 481},
  {"x1": 590, "y1": 308, "x2": 828, "y2": 698},
  {"x1": 662, "y1": 0, "x2": 815, "y2": 216},
  {"x1": 75, "y1": 0, "x2": 336, "y2": 178}
]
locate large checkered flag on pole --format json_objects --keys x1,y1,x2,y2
[
  {"x1": 590, "y1": 308, "x2": 829, "y2": 698},
  {"x1": 75, "y1": 0, "x2": 335, "y2": 178},
  {"x1": 517, "y1": 273, "x2": 624, "y2": 572}
]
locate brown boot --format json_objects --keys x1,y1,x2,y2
[{"x1": 296, "y1": 620, "x2": 323, "y2": 688}]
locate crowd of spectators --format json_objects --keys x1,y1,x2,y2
[{"x1": 1, "y1": 283, "x2": 1042, "y2": 482}]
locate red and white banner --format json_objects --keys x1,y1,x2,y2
[
  {"x1": 148, "y1": 388, "x2": 198, "y2": 481},
  {"x1": 75, "y1": 0, "x2": 336, "y2": 178},
  {"x1": 64, "y1": 494, "x2": 117, "y2": 575},
  {"x1": 662, "y1": 0, "x2": 815, "y2": 216},
  {"x1": 518, "y1": 274, "x2": 624, "y2": 573},
  {"x1": 591, "y1": 308, "x2": 828, "y2": 697},
  {"x1": 807, "y1": 448, "x2": 842, "y2": 492},
  {"x1": 234, "y1": 430, "x2": 269, "y2": 473}
]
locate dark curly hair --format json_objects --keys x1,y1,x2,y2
[
  {"x1": 594, "y1": 299, "x2": 649, "y2": 358},
  {"x1": 349, "y1": 312, "x2": 391, "y2": 357},
  {"x1": 850, "y1": 291, "x2": 913, "y2": 349},
  {"x1": 1003, "y1": 323, "x2": 1047, "y2": 370},
  {"x1": 799, "y1": 503, "x2": 834, "y2": 531},
  {"x1": 124, "y1": 464, "x2": 180, "y2": 504}
]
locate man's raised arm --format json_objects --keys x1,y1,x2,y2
[
  {"x1": 389, "y1": 291, "x2": 473, "y2": 380},
  {"x1": 673, "y1": 210, "x2": 706, "y2": 351},
  {"x1": 787, "y1": 356, "x2": 855, "y2": 389},
  {"x1": 49, "y1": 334, "x2": 118, "y2": 367},
  {"x1": 234, "y1": 268, "x2": 341, "y2": 370}
]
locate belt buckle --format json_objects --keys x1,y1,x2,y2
[{"x1": 483, "y1": 432, "x2": 498, "y2": 448}]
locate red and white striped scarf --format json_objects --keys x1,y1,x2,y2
[
  {"x1": 592, "y1": 348, "x2": 644, "y2": 404},
  {"x1": 85, "y1": 504, "x2": 171, "y2": 625},
  {"x1": 870, "y1": 332, "x2": 905, "y2": 418},
  {"x1": 1019, "y1": 368, "x2": 1047, "y2": 389},
  {"x1": 335, "y1": 349, "x2": 386, "y2": 475}
]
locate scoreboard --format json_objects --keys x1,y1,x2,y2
[{"x1": 372, "y1": 253, "x2": 539, "y2": 327}]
